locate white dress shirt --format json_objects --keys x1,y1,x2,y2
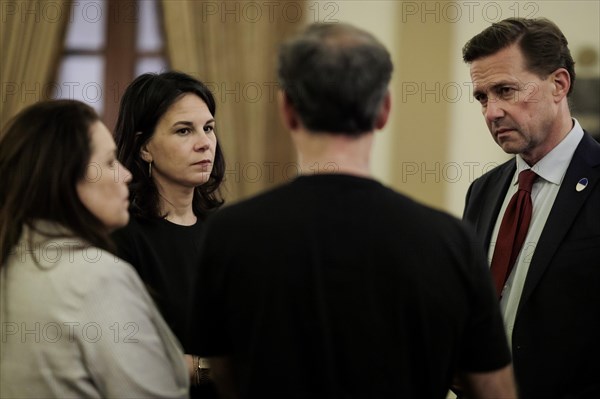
[{"x1": 487, "y1": 119, "x2": 584, "y2": 348}]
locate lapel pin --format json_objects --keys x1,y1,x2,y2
[{"x1": 576, "y1": 178, "x2": 589, "y2": 192}]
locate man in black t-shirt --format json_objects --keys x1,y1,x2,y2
[{"x1": 191, "y1": 22, "x2": 517, "y2": 399}]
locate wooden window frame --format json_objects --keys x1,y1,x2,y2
[{"x1": 57, "y1": 0, "x2": 168, "y2": 130}]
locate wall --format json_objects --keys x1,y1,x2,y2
[
  {"x1": 316, "y1": 0, "x2": 600, "y2": 216},
  {"x1": 447, "y1": 0, "x2": 600, "y2": 216}
]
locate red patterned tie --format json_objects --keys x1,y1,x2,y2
[{"x1": 490, "y1": 169, "x2": 538, "y2": 298}]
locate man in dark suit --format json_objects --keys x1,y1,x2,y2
[
  {"x1": 191, "y1": 22, "x2": 517, "y2": 399},
  {"x1": 463, "y1": 18, "x2": 600, "y2": 398}
]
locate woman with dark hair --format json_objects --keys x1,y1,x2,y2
[
  {"x1": 0, "y1": 100, "x2": 189, "y2": 398},
  {"x1": 112, "y1": 71, "x2": 225, "y2": 397}
]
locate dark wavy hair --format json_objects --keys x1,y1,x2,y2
[
  {"x1": 114, "y1": 71, "x2": 225, "y2": 220},
  {"x1": 278, "y1": 23, "x2": 393, "y2": 136},
  {"x1": 0, "y1": 100, "x2": 113, "y2": 266},
  {"x1": 463, "y1": 17, "x2": 576, "y2": 96}
]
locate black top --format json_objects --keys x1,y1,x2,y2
[
  {"x1": 112, "y1": 216, "x2": 203, "y2": 350},
  {"x1": 192, "y1": 174, "x2": 511, "y2": 398}
]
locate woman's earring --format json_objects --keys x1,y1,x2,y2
[{"x1": 148, "y1": 161, "x2": 152, "y2": 178}]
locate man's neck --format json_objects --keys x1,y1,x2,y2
[
  {"x1": 294, "y1": 129, "x2": 374, "y2": 178},
  {"x1": 521, "y1": 108, "x2": 574, "y2": 166}
]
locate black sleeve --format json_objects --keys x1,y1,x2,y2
[{"x1": 458, "y1": 234, "x2": 512, "y2": 372}]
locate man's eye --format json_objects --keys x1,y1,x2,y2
[{"x1": 499, "y1": 87, "x2": 515, "y2": 97}]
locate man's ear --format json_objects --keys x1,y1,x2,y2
[
  {"x1": 551, "y1": 68, "x2": 571, "y2": 102},
  {"x1": 374, "y1": 90, "x2": 391, "y2": 130},
  {"x1": 278, "y1": 90, "x2": 300, "y2": 130}
]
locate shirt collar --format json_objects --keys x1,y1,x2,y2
[{"x1": 513, "y1": 118, "x2": 584, "y2": 186}]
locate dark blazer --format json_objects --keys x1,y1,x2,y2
[{"x1": 463, "y1": 132, "x2": 600, "y2": 399}]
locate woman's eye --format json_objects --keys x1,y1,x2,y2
[
  {"x1": 177, "y1": 128, "x2": 191, "y2": 135},
  {"x1": 204, "y1": 125, "x2": 215, "y2": 133}
]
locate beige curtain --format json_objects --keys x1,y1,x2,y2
[
  {"x1": 161, "y1": 0, "x2": 303, "y2": 203},
  {"x1": 0, "y1": 0, "x2": 71, "y2": 128}
]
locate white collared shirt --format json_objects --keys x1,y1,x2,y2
[{"x1": 488, "y1": 119, "x2": 584, "y2": 348}]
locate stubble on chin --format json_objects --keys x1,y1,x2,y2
[{"x1": 493, "y1": 129, "x2": 528, "y2": 155}]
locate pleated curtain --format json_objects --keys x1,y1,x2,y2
[
  {"x1": 0, "y1": 0, "x2": 70, "y2": 128},
  {"x1": 160, "y1": 0, "x2": 302, "y2": 202}
]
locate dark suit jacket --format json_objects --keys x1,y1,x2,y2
[{"x1": 463, "y1": 132, "x2": 600, "y2": 399}]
